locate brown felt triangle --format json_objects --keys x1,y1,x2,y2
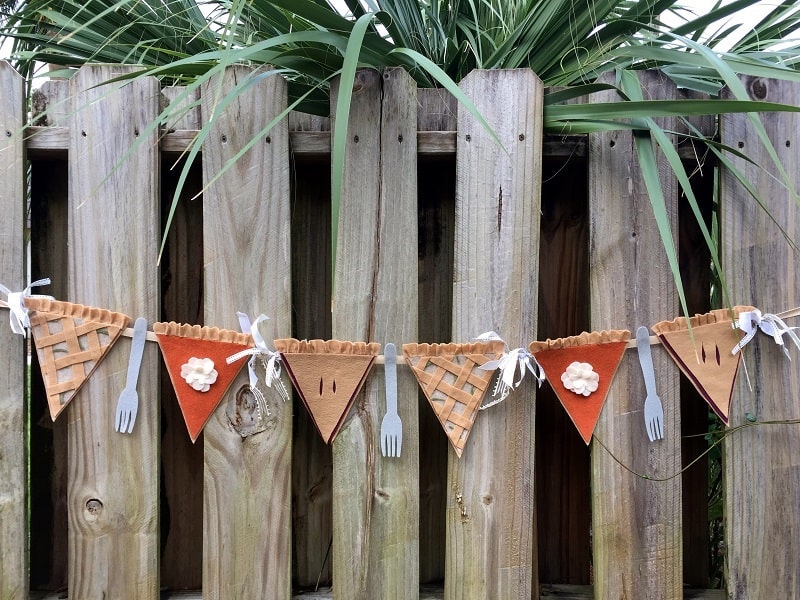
[
  {"x1": 154, "y1": 322, "x2": 252, "y2": 442},
  {"x1": 24, "y1": 297, "x2": 130, "y2": 421},
  {"x1": 275, "y1": 339, "x2": 380, "y2": 444},
  {"x1": 530, "y1": 331, "x2": 629, "y2": 444},
  {"x1": 652, "y1": 308, "x2": 751, "y2": 425},
  {"x1": 402, "y1": 342, "x2": 504, "y2": 457}
]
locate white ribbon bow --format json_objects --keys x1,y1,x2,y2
[
  {"x1": 226, "y1": 312, "x2": 289, "y2": 403},
  {"x1": 732, "y1": 308, "x2": 800, "y2": 359},
  {"x1": 0, "y1": 278, "x2": 54, "y2": 336},
  {"x1": 475, "y1": 331, "x2": 545, "y2": 409}
]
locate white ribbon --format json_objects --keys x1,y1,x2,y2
[
  {"x1": 474, "y1": 331, "x2": 545, "y2": 409},
  {"x1": 0, "y1": 278, "x2": 53, "y2": 336},
  {"x1": 732, "y1": 308, "x2": 800, "y2": 359},
  {"x1": 226, "y1": 312, "x2": 289, "y2": 403}
]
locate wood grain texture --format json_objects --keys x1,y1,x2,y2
[
  {"x1": 160, "y1": 86, "x2": 204, "y2": 591},
  {"x1": 588, "y1": 71, "x2": 682, "y2": 599},
  {"x1": 416, "y1": 87, "x2": 457, "y2": 585},
  {"x1": 330, "y1": 67, "x2": 420, "y2": 600},
  {"x1": 0, "y1": 60, "x2": 27, "y2": 600},
  {"x1": 67, "y1": 65, "x2": 160, "y2": 600},
  {"x1": 448, "y1": 69, "x2": 543, "y2": 600},
  {"x1": 720, "y1": 77, "x2": 800, "y2": 599},
  {"x1": 200, "y1": 65, "x2": 292, "y2": 599}
]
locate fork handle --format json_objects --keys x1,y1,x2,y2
[
  {"x1": 384, "y1": 343, "x2": 398, "y2": 415},
  {"x1": 126, "y1": 317, "x2": 147, "y2": 390},
  {"x1": 635, "y1": 326, "x2": 658, "y2": 397}
]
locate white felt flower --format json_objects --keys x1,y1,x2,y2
[
  {"x1": 180, "y1": 357, "x2": 218, "y2": 392},
  {"x1": 560, "y1": 361, "x2": 599, "y2": 397}
]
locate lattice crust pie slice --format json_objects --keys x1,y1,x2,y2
[
  {"x1": 403, "y1": 341, "x2": 504, "y2": 458},
  {"x1": 24, "y1": 297, "x2": 131, "y2": 421},
  {"x1": 274, "y1": 339, "x2": 381, "y2": 444},
  {"x1": 154, "y1": 322, "x2": 253, "y2": 442},
  {"x1": 529, "y1": 330, "x2": 630, "y2": 445},
  {"x1": 652, "y1": 307, "x2": 752, "y2": 425}
]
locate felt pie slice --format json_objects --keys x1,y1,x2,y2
[
  {"x1": 529, "y1": 330, "x2": 630, "y2": 444},
  {"x1": 651, "y1": 307, "x2": 751, "y2": 425},
  {"x1": 24, "y1": 297, "x2": 131, "y2": 421},
  {"x1": 154, "y1": 322, "x2": 252, "y2": 442},
  {"x1": 274, "y1": 338, "x2": 381, "y2": 444},
  {"x1": 402, "y1": 341, "x2": 505, "y2": 458}
]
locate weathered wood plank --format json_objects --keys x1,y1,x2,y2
[
  {"x1": 330, "y1": 67, "x2": 420, "y2": 599},
  {"x1": 720, "y1": 77, "x2": 800, "y2": 599},
  {"x1": 448, "y1": 69, "x2": 542, "y2": 599},
  {"x1": 25, "y1": 124, "x2": 600, "y2": 159},
  {"x1": 67, "y1": 65, "x2": 160, "y2": 599},
  {"x1": 416, "y1": 87, "x2": 457, "y2": 585},
  {"x1": 0, "y1": 60, "x2": 27, "y2": 600},
  {"x1": 201, "y1": 65, "x2": 292, "y2": 599},
  {"x1": 588, "y1": 71, "x2": 682, "y2": 599}
]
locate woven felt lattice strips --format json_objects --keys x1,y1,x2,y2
[
  {"x1": 24, "y1": 297, "x2": 131, "y2": 421},
  {"x1": 403, "y1": 341, "x2": 504, "y2": 457}
]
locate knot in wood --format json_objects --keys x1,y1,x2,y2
[{"x1": 85, "y1": 498, "x2": 103, "y2": 514}]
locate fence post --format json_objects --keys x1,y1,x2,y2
[
  {"x1": 448, "y1": 68, "x2": 542, "y2": 600},
  {"x1": 720, "y1": 77, "x2": 800, "y2": 598},
  {"x1": 588, "y1": 70, "x2": 683, "y2": 599},
  {"x1": 200, "y1": 65, "x2": 293, "y2": 599},
  {"x1": 330, "y1": 67, "x2": 421, "y2": 599},
  {"x1": 0, "y1": 60, "x2": 27, "y2": 600},
  {"x1": 67, "y1": 65, "x2": 160, "y2": 599}
]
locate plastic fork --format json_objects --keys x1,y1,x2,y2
[
  {"x1": 636, "y1": 326, "x2": 664, "y2": 441},
  {"x1": 115, "y1": 317, "x2": 146, "y2": 434},
  {"x1": 380, "y1": 343, "x2": 402, "y2": 457}
]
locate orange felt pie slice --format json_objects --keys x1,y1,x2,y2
[
  {"x1": 24, "y1": 297, "x2": 131, "y2": 421},
  {"x1": 274, "y1": 339, "x2": 380, "y2": 444},
  {"x1": 651, "y1": 307, "x2": 751, "y2": 425},
  {"x1": 154, "y1": 322, "x2": 252, "y2": 442},
  {"x1": 402, "y1": 341, "x2": 504, "y2": 457},
  {"x1": 529, "y1": 330, "x2": 630, "y2": 444}
]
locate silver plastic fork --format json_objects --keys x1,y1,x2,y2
[
  {"x1": 636, "y1": 326, "x2": 664, "y2": 441},
  {"x1": 380, "y1": 343, "x2": 402, "y2": 457},
  {"x1": 115, "y1": 317, "x2": 146, "y2": 434}
]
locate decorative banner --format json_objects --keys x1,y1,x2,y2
[
  {"x1": 652, "y1": 307, "x2": 752, "y2": 425},
  {"x1": 154, "y1": 322, "x2": 253, "y2": 442},
  {"x1": 403, "y1": 341, "x2": 504, "y2": 457},
  {"x1": 24, "y1": 297, "x2": 130, "y2": 421},
  {"x1": 275, "y1": 338, "x2": 380, "y2": 444},
  {"x1": 529, "y1": 330, "x2": 630, "y2": 444}
]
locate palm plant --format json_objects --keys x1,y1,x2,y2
[{"x1": 3, "y1": 0, "x2": 800, "y2": 311}]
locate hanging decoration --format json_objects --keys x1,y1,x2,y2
[
  {"x1": 24, "y1": 297, "x2": 130, "y2": 421},
  {"x1": 402, "y1": 341, "x2": 505, "y2": 457},
  {"x1": 651, "y1": 307, "x2": 752, "y2": 425},
  {"x1": 275, "y1": 338, "x2": 380, "y2": 444},
  {"x1": 5, "y1": 273, "x2": 799, "y2": 445},
  {"x1": 529, "y1": 330, "x2": 630, "y2": 444},
  {"x1": 154, "y1": 321, "x2": 252, "y2": 442},
  {"x1": 0, "y1": 278, "x2": 53, "y2": 335},
  {"x1": 473, "y1": 331, "x2": 545, "y2": 409}
]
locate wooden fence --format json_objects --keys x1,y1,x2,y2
[{"x1": 0, "y1": 60, "x2": 798, "y2": 599}]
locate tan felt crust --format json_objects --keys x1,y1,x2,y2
[
  {"x1": 24, "y1": 297, "x2": 130, "y2": 330},
  {"x1": 528, "y1": 330, "x2": 630, "y2": 353},
  {"x1": 274, "y1": 338, "x2": 380, "y2": 355},
  {"x1": 153, "y1": 321, "x2": 252, "y2": 346},
  {"x1": 651, "y1": 306, "x2": 756, "y2": 334}
]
